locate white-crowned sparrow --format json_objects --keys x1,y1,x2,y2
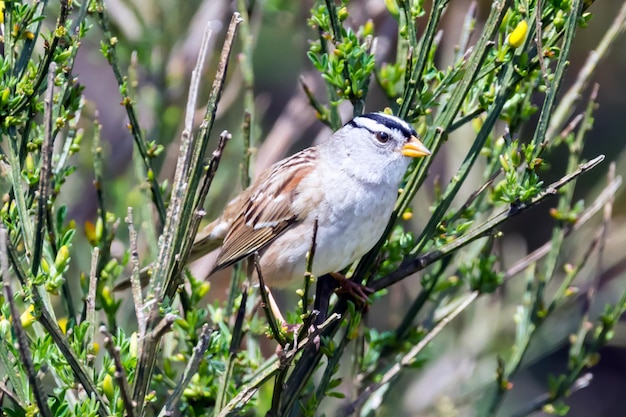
[
  {"x1": 191, "y1": 112, "x2": 430, "y2": 287},
  {"x1": 114, "y1": 112, "x2": 430, "y2": 293}
]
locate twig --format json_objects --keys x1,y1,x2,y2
[
  {"x1": 455, "y1": 2, "x2": 477, "y2": 62},
  {"x1": 546, "y1": 2, "x2": 626, "y2": 140},
  {"x1": 504, "y1": 175, "x2": 622, "y2": 279},
  {"x1": 1, "y1": 228, "x2": 53, "y2": 417},
  {"x1": 10, "y1": 0, "x2": 69, "y2": 116},
  {"x1": 215, "y1": 313, "x2": 341, "y2": 417},
  {"x1": 398, "y1": 0, "x2": 450, "y2": 118},
  {"x1": 94, "y1": 0, "x2": 166, "y2": 223},
  {"x1": 373, "y1": 155, "x2": 606, "y2": 291},
  {"x1": 133, "y1": 16, "x2": 239, "y2": 410},
  {"x1": 508, "y1": 373, "x2": 593, "y2": 417},
  {"x1": 101, "y1": 326, "x2": 137, "y2": 417},
  {"x1": 241, "y1": 110, "x2": 253, "y2": 188},
  {"x1": 255, "y1": 254, "x2": 287, "y2": 347},
  {"x1": 342, "y1": 292, "x2": 479, "y2": 416},
  {"x1": 534, "y1": 0, "x2": 550, "y2": 90},
  {"x1": 0, "y1": 380, "x2": 27, "y2": 411},
  {"x1": 5, "y1": 235, "x2": 109, "y2": 417},
  {"x1": 530, "y1": 0, "x2": 584, "y2": 153},
  {"x1": 126, "y1": 207, "x2": 146, "y2": 341},
  {"x1": 31, "y1": 62, "x2": 56, "y2": 278},
  {"x1": 584, "y1": 162, "x2": 615, "y2": 313},
  {"x1": 151, "y1": 313, "x2": 177, "y2": 342},
  {"x1": 160, "y1": 14, "x2": 240, "y2": 300},
  {"x1": 85, "y1": 247, "x2": 99, "y2": 364},
  {"x1": 215, "y1": 284, "x2": 248, "y2": 412},
  {"x1": 301, "y1": 218, "x2": 319, "y2": 316},
  {"x1": 159, "y1": 325, "x2": 213, "y2": 417}
]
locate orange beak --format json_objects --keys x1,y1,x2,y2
[{"x1": 401, "y1": 135, "x2": 431, "y2": 158}]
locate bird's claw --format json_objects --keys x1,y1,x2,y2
[{"x1": 330, "y1": 272, "x2": 374, "y2": 308}]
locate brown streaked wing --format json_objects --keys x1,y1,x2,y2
[{"x1": 212, "y1": 148, "x2": 317, "y2": 271}]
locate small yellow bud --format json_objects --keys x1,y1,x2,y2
[
  {"x1": 58, "y1": 317, "x2": 68, "y2": 334},
  {"x1": 385, "y1": 0, "x2": 400, "y2": 19},
  {"x1": 508, "y1": 20, "x2": 528, "y2": 48},
  {"x1": 101, "y1": 286, "x2": 112, "y2": 304},
  {"x1": 197, "y1": 282, "x2": 211, "y2": 299},
  {"x1": 337, "y1": 6, "x2": 349, "y2": 21},
  {"x1": 25, "y1": 154, "x2": 35, "y2": 172},
  {"x1": 401, "y1": 211, "x2": 413, "y2": 221},
  {"x1": 499, "y1": 154, "x2": 511, "y2": 172},
  {"x1": 95, "y1": 217, "x2": 104, "y2": 241},
  {"x1": 1, "y1": 88, "x2": 10, "y2": 105},
  {"x1": 20, "y1": 305, "x2": 36, "y2": 328},
  {"x1": 102, "y1": 374, "x2": 115, "y2": 401},
  {"x1": 363, "y1": 19, "x2": 374, "y2": 37},
  {"x1": 41, "y1": 258, "x2": 50, "y2": 274},
  {"x1": 55, "y1": 245, "x2": 70, "y2": 270}
]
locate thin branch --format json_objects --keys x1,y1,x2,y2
[
  {"x1": 126, "y1": 207, "x2": 146, "y2": 341},
  {"x1": 101, "y1": 327, "x2": 136, "y2": 417},
  {"x1": 534, "y1": 0, "x2": 550, "y2": 90},
  {"x1": 215, "y1": 313, "x2": 341, "y2": 417},
  {"x1": 31, "y1": 62, "x2": 56, "y2": 278},
  {"x1": 373, "y1": 155, "x2": 606, "y2": 291},
  {"x1": 255, "y1": 255, "x2": 287, "y2": 347},
  {"x1": 94, "y1": 0, "x2": 166, "y2": 223},
  {"x1": 9, "y1": 0, "x2": 69, "y2": 116},
  {"x1": 508, "y1": 373, "x2": 593, "y2": 417},
  {"x1": 159, "y1": 325, "x2": 213, "y2": 417},
  {"x1": 546, "y1": 2, "x2": 626, "y2": 140},
  {"x1": 1, "y1": 228, "x2": 53, "y2": 417},
  {"x1": 133, "y1": 17, "x2": 239, "y2": 410},
  {"x1": 85, "y1": 247, "x2": 99, "y2": 364},
  {"x1": 5, "y1": 240, "x2": 109, "y2": 417},
  {"x1": 0, "y1": 380, "x2": 27, "y2": 411},
  {"x1": 301, "y1": 218, "x2": 319, "y2": 316},
  {"x1": 342, "y1": 292, "x2": 479, "y2": 416},
  {"x1": 151, "y1": 313, "x2": 177, "y2": 342},
  {"x1": 584, "y1": 162, "x2": 615, "y2": 313},
  {"x1": 504, "y1": 175, "x2": 622, "y2": 279}
]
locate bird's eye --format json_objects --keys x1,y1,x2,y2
[{"x1": 375, "y1": 131, "x2": 389, "y2": 143}]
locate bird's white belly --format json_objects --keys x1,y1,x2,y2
[{"x1": 258, "y1": 181, "x2": 395, "y2": 287}]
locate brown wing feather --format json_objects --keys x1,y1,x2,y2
[{"x1": 212, "y1": 148, "x2": 317, "y2": 271}]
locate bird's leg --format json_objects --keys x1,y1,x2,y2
[
  {"x1": 330, "y1": 272, "x2": 374, "y2": 307},
  {"x1": 314, "y1": 274, "x2": 339, "y2": 325}
]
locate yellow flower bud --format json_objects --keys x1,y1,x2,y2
[
  {"x1": 102, "y1": 374, "x2": 115, "y2": 401},
  {"x1": 337, "y1": 6, "x2": 348, "y2": 21},
  {"x1": 197, "y1": 282, "x2": 211, "y2": 299},
  {"x1": 40, "y1": 258, "x2": 50, "y2": 274},
  {"x1": 58, "y1": 317, "x2": 68, "y2": 334},
  {"x1": 54, "y1": 245, "x2": 70, "y2": 270},
  {"x1": 20, "y1": 305, "x2": 36, "y2": 328},
  {"x1": 508, "y1": 20, "x2": 528, "y2": 48},
  {"x1": 385, "y1": 0, "x2": 399, "y2": 19}
]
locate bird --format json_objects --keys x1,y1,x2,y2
[{"x1": 114, "y1": 112, "x2": 430, "y2": 297}]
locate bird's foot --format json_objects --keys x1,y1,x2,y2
[{"x1": 330, "y1": 272, "x2": 374, "y2": 308}]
